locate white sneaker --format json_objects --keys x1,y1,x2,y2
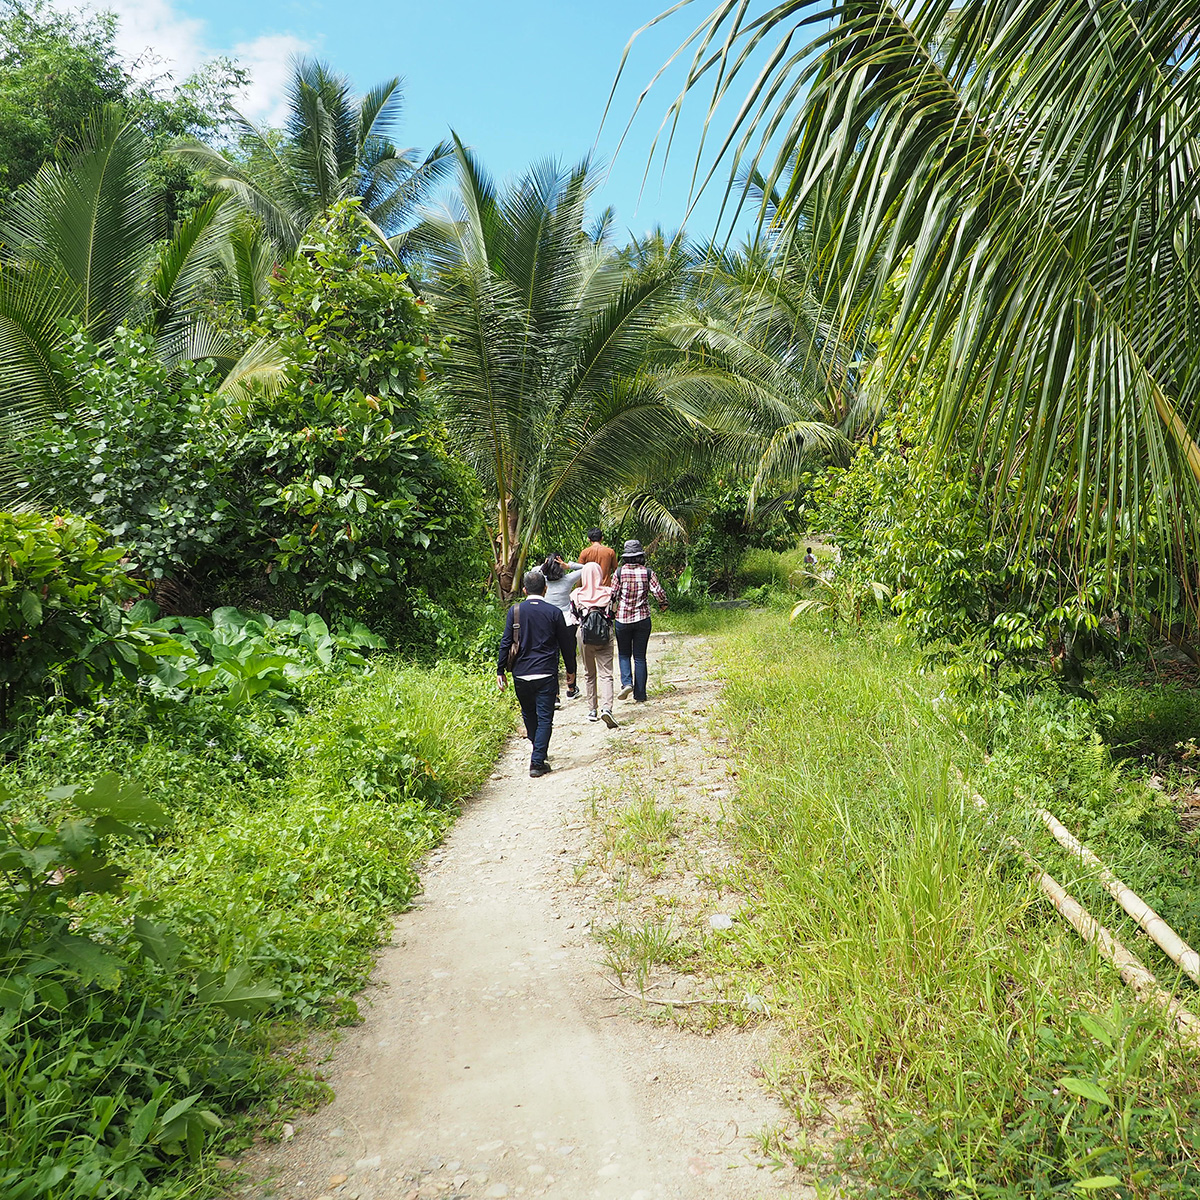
[
  {"x1": 600, "y1": 710, "x2": 619, "y2": 729},
  {"x1": 587, "y1": 711, "x2": 599, "y2": 722},
  {"x1": 617, "y1": 684, "x2": 633, "y2": 700}
]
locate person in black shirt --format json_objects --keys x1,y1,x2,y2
[{"x1": 498, "y1": 570, "x2": 578, "y2": 778}]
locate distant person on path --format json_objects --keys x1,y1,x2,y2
[
  {"x1": 609, "y1": 539, "x2": 667, "y2": 704},
  {"x1": 498, "y1": 570, "x2": 578, "y2": 778},
  {"x1": 541, "y1": 552, "x2": 584, "y2": 701},
  {"x1": 571, "y1": 561, "x2": 619, "y2": 728},
  {"x1": 804, "y1": 546, "x2": 817, "y2": 570},
  {"x1": 579, "y1": 527, "x2": 618, "y2": 584}
]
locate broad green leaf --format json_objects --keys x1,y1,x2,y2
[
  {"x1": 129, "y1": 1097, "x2": 159, "y2": 1147},
  {"x1": 72, "y1": 774, "x2": 167, "y2": 827},
  {"x1": 1073, "y1": 1177, "x2": 1122, "y2": 1192},
  {"x1": 18, "y1": 589, "x2": 41, "y2": 626},
  {"x1": 133, "y1": 915, "x2": 184, "y2": 969},
  {"x1": 1059, "y1": 1077, "x2": 1112, "y2": 1107},
  {"x1": 1078, "y1": 1013, "x2": 1115, "y2": 1049},
  {"x1": 159, "y1": 1093, "x2": 200, "y2": 1127},
  {"x1": 37, "y1": 934, "x2": 125, "y2": 987}
]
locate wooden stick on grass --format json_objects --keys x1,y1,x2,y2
[
  {"x1": 1037, "y1": 807, "x2": 1200, "y2": 986},
  {"x1": 960, "y1": 779, "x2": 1200, "y2": 1045}
]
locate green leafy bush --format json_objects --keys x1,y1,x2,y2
[
  {"x1": 22, "y1": 328, "x2": 241, "y2": 582},
  {"x1": 0, "y1": 654, "x2": 510, "y2": 1198},
  {"x1": 21, "y1": 206, "x2": 487, "y2": 641},
  {"x1": 145, "y1": 604, "x2": 384, "y2": 714},
  {"x1": 684, "y1": 480, "x2": 802, "y2": 596},
  {"x1": 0, "y1": 513, "x2": 175, "y2": 722},
  {"x1": 228, "y1": 201, "x2": 485, "y2": 629}
]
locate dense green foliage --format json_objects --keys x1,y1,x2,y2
[
  {"x1": 647, "y1": 0, "x2": 1200, "y2": 583},
  {"x1": 0, "y1": 656, "x2": 511, "y2": 1199},
  {"x1": 21, "y1": 208, "x2": 485, "y2": 644},
  {"x1": 0, "y1": 1, "x2": 241, "y2": 212},
  {"x1": 0, "y1": 514, "x2": 175, "y2": 722}
]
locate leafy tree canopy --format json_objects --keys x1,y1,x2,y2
[{"x1": 0, "y1": 0, "x2": 245, "y2": 214}]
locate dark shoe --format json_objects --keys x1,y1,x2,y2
[
  {"x1": 530, "y1": 764, "x2": 549, "y2": 778},
  {"x1": 566, "y1": 686, "x2": 580, "y2": 699},
  {"x1": 587, "y1": 710, "x2": 599, "y2": 722},
  {"x1": 600, "y1": 709, "x2": 619, "y2": 729},
  {"x1": 554, "y1": 697, "x2": 562, "y2": 710}
]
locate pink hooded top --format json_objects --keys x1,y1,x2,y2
[{"x1": 572, "y1": 561, "x2": 611, "y2": 612}]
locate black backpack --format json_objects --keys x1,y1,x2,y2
[{"x1": 579, "y1": 604, "x2": 612, "y2": 646}]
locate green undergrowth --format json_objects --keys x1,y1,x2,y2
[
  {"x1": 974, "y1": 693, "x2": 1200, "y2": 987},
  {"x1": 709, "y1": 612, "x2": 1200, "y2": 1198},
  {"x1": 0, "y1": 660, "x2": 510, "y2": 1199}
]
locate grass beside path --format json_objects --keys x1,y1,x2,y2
[
  {"x1": 707, "y1": 612, "x2": 1200, "y2": 1198},
  {"x1": 0, "y1": 659, "x2": 511, "y2": 1200}
]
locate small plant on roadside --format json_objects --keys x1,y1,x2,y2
[
  {"x1": 789, "y1": 565, "x2": 891, "y2": 629},
  {"x1": 597, "y1": 920, "x2": 677, "y2": 990},
  {"x1": 604, "y1": 795, "x2": 678, "y2": 877}
]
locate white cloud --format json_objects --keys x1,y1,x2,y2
[
  {"x1": 230, "y1": 33, "x2": 312, "y2": 127},
  {"x1": 57, "y1": 0, "x2": 315, "y2": 124}
]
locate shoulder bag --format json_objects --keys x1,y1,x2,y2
[{"x1": 506, "y1": 601, "x2": 522, "y2": 670}]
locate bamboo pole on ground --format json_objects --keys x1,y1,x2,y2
[
  {"x1": 1022, "y1": 853, "x2": 1200, "y2": 1046},
  {"x1": 958, "y1": 780, "x2": 1200, "y2": 1044},
  {"x1": 1037, "y1": 807, "x2": 1200, "y2": 986}
]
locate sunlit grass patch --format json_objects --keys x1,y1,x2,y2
[{"x1": 710, "y1": 612, "x2": 1200, "y2": 1197}]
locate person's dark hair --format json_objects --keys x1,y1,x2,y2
[
  {"x1": 541, "y1": 553, "x2": 565, "y2": 582},
  {"x1": 806, "y1": 546, "x2": 813, "y2": 553},
  {"x1": 523, "y1": 569, "x2": 547, "y2": 595},
  {"x1": 587, "y1": 527, "x2": 603, "y2": 543}
]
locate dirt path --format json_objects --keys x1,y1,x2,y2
[{"x1": 232, "y1": 632, "x2": 801, "y2": 1200}]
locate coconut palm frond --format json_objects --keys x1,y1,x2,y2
[
  {"x1": 636, "y1": 0, "x2": 1200, "y2": 570},
  {"x1": 1, "y1": 105, "x2": 159, "y2": 338},
  {"x1": 175, "y1": 58, "x2": 443, "y2": 258}
]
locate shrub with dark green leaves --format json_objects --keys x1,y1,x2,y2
[
  {"x1": 22, "y1": 206, "x2": 487, "y2": 642},
  {"x1": 229, "y1": 201, "x2": 485, "y2": 626},
  {"x1": 21, "y1": 328, "x2": 241, "y2": 582},
  {"x1": 0, "y1": 513, "x2": 172, "y2": 722}
]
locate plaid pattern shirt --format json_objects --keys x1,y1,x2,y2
[{"x1": 610, "y1": 563, "x2": 668, "y2": 623}]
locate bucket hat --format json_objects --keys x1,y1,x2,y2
[{"x1": 621, "y1": 538, "x2": 645, "y2": 558}]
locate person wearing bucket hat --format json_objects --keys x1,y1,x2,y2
[{"x1": 608, "y1": 539, "x2": 667, "y2": 703}]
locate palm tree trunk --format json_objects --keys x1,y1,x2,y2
[{"x1": 495, "y1": 498, "x2": 523, "y2": 600}]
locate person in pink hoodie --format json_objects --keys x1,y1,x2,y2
[{"x1": 570, "y1": 561, "x2": 619, "y2": 728}]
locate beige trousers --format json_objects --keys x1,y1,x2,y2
[{"x1": 582, "y1": 639, "x2": 614, "y2": 713}]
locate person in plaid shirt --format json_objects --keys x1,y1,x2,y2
[{"x1": 609, "y1": 539, "x2": 667, "y2": 703}]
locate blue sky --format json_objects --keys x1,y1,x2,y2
[{"x1": 90, "y1": 0, "x2": 777, "y2": 243}]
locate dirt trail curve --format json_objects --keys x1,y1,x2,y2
[{"x1": 233, "y1": 632, "x2": 801, "y2": 1200}]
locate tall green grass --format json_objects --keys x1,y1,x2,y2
[{"x1": 712, "y1": 613, "x2": 1200, "y2": 1197}]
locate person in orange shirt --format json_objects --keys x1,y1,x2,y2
[{"x1": 578, "y1": 527, "x2": 617, "y2": 585}]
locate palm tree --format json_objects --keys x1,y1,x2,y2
[
  {"x1": 0, "y1": 106, "x2": 283, "y2": 496},
  {"x1": 656, "y1": 188, "x2": 881, "y2": 509},
  {"x1": 629, "y1": 0, "x2": 1200, "y2": 582},
  {"x1": 415, "y1": 139, "x2": 714, "y2": 598},
  {"x1": 176, "y1": 58, "x2": 451, "y2": 258}
]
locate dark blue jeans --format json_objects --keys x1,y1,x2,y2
[
  {"x1": 615, "y1": 617, "x2": 652, "y2": 702},
  {"x1": 513, "y1": 675, "x2": 557, "y2": 768}
]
